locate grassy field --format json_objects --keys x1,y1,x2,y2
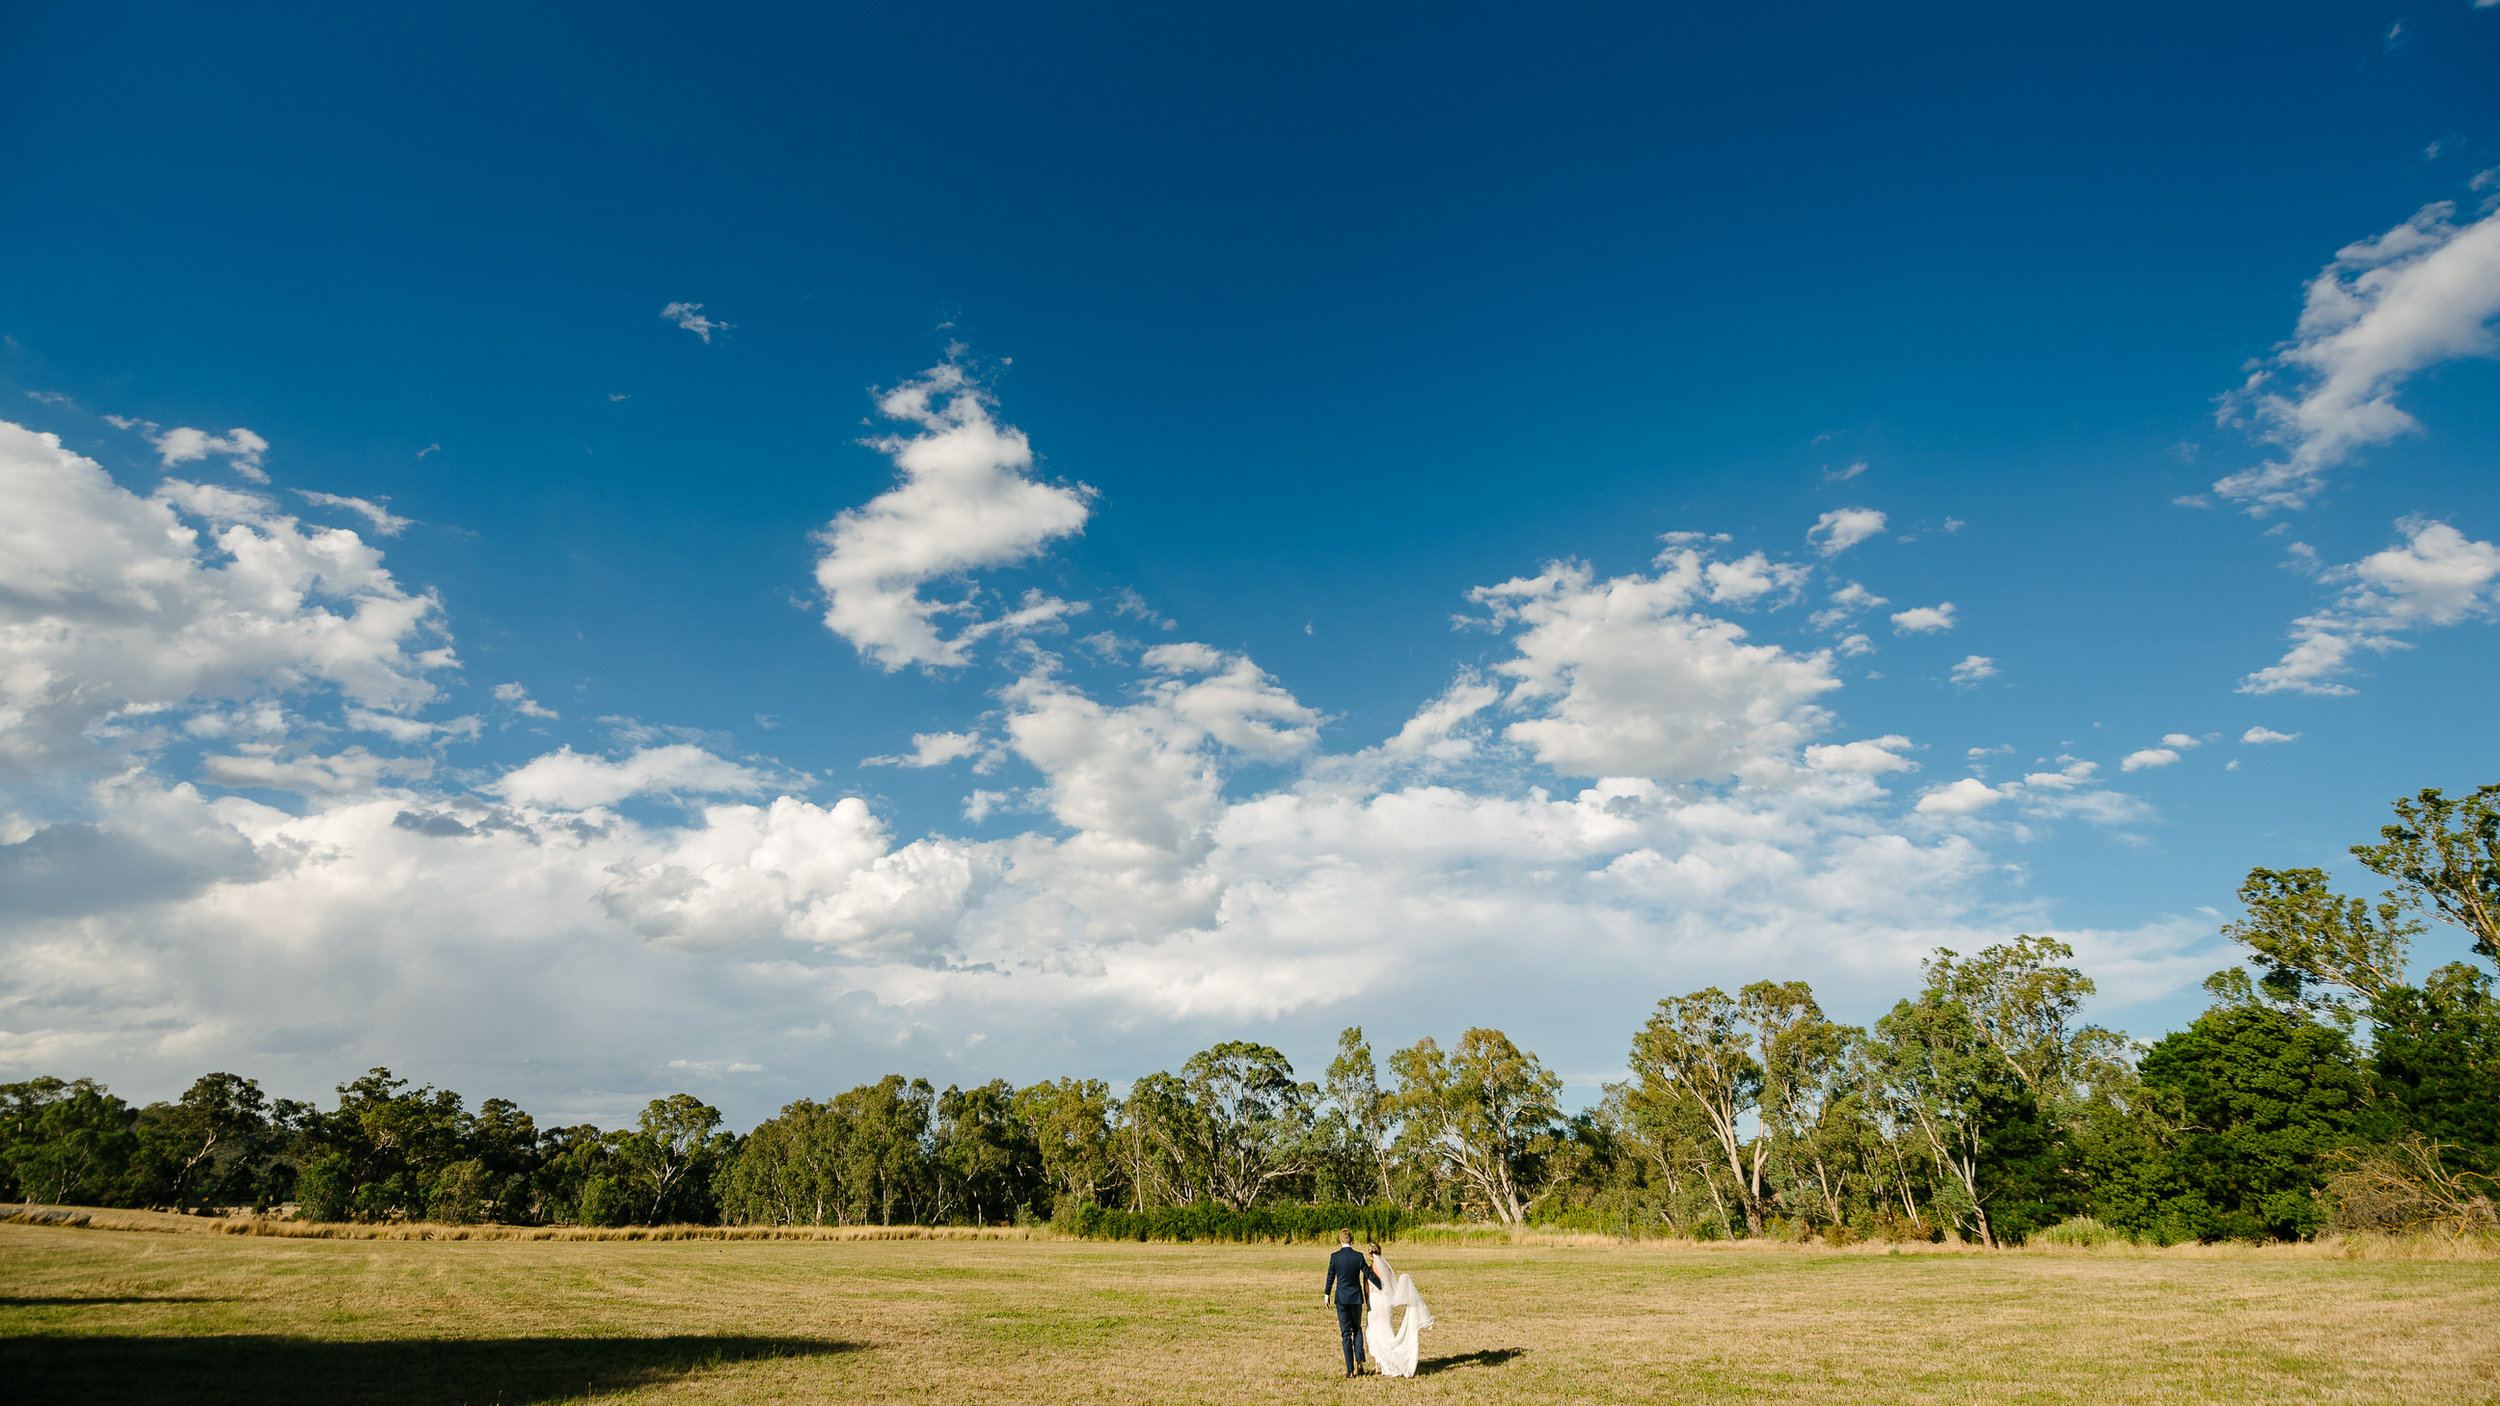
[{"x1": 4, "y1": 1219, "x2": 2497, "y2": 1404}]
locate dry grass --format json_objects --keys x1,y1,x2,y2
[
  {"x1": 4, "y1": 1203, "x2": 1048, "y2": 1242},
  {"x1": 4, "y1": 1217, "x2": 2497, "y2": 1404}
]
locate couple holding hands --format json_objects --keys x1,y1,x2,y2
[{"x1": 1321, "y1": 1229, "x2": 1434, "y2": 1379}]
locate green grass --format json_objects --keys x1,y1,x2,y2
[{"x1": 3, "y1": 1222, "x2": 2496, "y2": 1403}]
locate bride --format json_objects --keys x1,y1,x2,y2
[{"x1": 1361, "y1": 1241, "x2": 1433, "y2": 1378}]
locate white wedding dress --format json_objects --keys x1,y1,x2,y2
[{"x1": 1362, "y1": 1252, "x2": 1433, "y2": 1378}]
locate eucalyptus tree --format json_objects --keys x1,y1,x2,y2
[
  {"x1": 141, "y1": 1072, "x2": 271, "y2": 1207},
  {"x1": 1871, "y1": 986, "x2": 2008, "y2": 1246},
  {"x1": 1603, "y1": 1077, "x2": 1728, "y2": 1236},
  {"x1": 932, "y1": 1079, "x2": 1035, "y2": 1224},
  {"x1": 1012, "y1": 1077, "x2": 1117, "y2": 1217},
  {"x1": 1763, "y1": 1016, "x2": 1871, "y2": 1230},
  {"x1": 719, "y1": 1100, "x2": 825, "y2": 1225},
  {"x1": 1324, "y1": 1026, "x2": 1397, "y2": 1203},
  {"x1": 1627, "y1": 982, "x2": 1838, "y2": 1236},
  {"x1": 627, "y1": 1092, "x2": 727, "y2": 1223},
  {"x1": 0, "y1": 1077, "x2": 136, "y2": 1206},
  {"x1": 1627, "y1": 988, "x2": 1762, "y2": 1232},
  {"x1": 1924, "y1": 936, "x2": 2129, "y2": 1104},
  {"x1": 833, "y1": 1075, "x2": 934, "y2": 1225},
  {"x1": 1391, "y1": 1028, "x2": 1562, "y2": 1224},
  {"x1": 2354, "y1": 783, "x2": 2500, "y2": 961},
  {"x1": 1181, "y1": 1041, "x2": 1316, "y2": 1210},
  {"x1": 2214, "y1": 868, "x2": 2419, "y2": 1028},
  {"x1": 1863, "y1": 941, "x2": 2109, "y2": 1250},
  {"x1": 2219, "y1": 784, "x2": 2500, "y2": 1179},
  {"x1": 1117, "y1": 1070, "x2": 1205, "y2": 1208}
]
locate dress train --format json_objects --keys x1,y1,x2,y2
[{"x1": 1362, "y1": 1255, "x2": 1433, "y2": 1378}]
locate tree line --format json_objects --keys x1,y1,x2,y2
[{"x1": 6, "y1": 784, "x2": 2493, "y2": 1244}]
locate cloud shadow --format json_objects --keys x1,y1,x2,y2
[
  {"x1": 0, "y1": 1333, "x2": 860, "y2": 1404},
  {"x1": 0, "y1": 1296, "x2": 227, "y2": 1307}
]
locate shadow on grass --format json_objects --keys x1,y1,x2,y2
[
  {"x1": 0, "y1": 1333, "x2": 860, "y2": 1403},
  {"x1": 1, "y1": 1296, "x2": 226, "y2": 1307},
  {"x1": 1418, "y1": 1346, "x2": 1525, "y2": 1375}
]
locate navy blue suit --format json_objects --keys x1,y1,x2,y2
[{"x1": 1323, "y1": 1245, "x2": 1380, "y2": 1375}]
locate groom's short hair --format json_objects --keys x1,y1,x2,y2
[{"x1": 1338, "y1": 1228, "x2": 1353, "y2": 1244}]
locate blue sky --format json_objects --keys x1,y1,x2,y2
[{"x1": 3, "y1": 2, "x2": 2497, "y2": 1125}]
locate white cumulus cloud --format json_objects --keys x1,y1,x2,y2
[
  {"x1": 2241, "y1": 726, "x2": 2300, "y2": 745},
  {"x1": 0, "y1": 422, "x2": 454, "y2": 775},
  {"x1": 2120, "y1": 748, "x2": 2180, "y2": 772},
  {"x1": 488, "y1": 745, "x2": 771, "y2": 810},
  {"x1": 0, "y1": 370, "x2": 2221, "y2": 1124},
  {"x1": 1916, "y1": 777, "x2": 2007, "y2": 815},
  {"x1": 151, "y1": 426, "x2": 271, "y2": 483},
  {"x1": 1810, "y1": 582, "x2": 1888, "y2": 631},
  {"x1": 1891, "y1": 602, "x2": 1957, "y2": 634},
  {"x1": 1949, "y1": 654, "x2": 1998, "y2": 686},
  {"x1": 812, "y1": 365, "x2": 1093, "y2": 671},
  {"x1": 1470, "y1": 559, "x2": 1841, "y2": 781},
  {"x1": 1807, "y1": 507, "x2": 1888, "y2": 558},
  {"x1": 1803, "y1": 736, "x2": 1917, "y2": 775}
]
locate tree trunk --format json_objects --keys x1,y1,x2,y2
[{"x1": 1704, "y1": 1172, "x2": 1734, "y2": 1239}]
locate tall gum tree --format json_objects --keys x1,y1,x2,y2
[{"x1": 1392, "y1": 1029, "x2": 1561, "y2": 1224}]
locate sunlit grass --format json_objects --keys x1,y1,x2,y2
[{"x1": 4, "y1": 1221, "x2": 2496, "y2": 1402}]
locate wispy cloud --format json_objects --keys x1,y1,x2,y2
[
  {"x1": 1949, "y1": 654, "x2": 1997, "y2": 686},
  {"x1": 660, "y1": 302, "x2": 729, "y2": 343},
  {"x1": 2214, "y1": 201, "x2": 2500, "y2": 511},
  {"x1": 296, "y1": 490, "x2": 412, "y2": 537},
  {"x1": 2240, "y1": 517, "x2": 2500, "y2": 695},
  {"x1": 488, "y1": 744, "x2": 768, "y2": 808},
  {"x1": 864, "y1": 731, "x2": 987, "y2": 769},
  {"x1": 492, "y1": 683, "x2": 559, "y2": 720}
]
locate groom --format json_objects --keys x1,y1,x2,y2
[{"x1": 1322, "y1": 1228, "x2": 1381, "y2": 1378}]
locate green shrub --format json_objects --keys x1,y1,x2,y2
[
  {"x1": 574, "y1": 1174, "x2": 632, "y2": 1227},
  {"x1": 427, "y1": 1160, "x2": 490, "y2": 1224},
  {"x1": 2031, "y1": 1215, "x2": 2131, "y2": 1248},
  {"x1": 1056, "y1": 1202, "x2": 1411, "y2": 1244},
  {"x1": 294, "y1": 1154, "x2": 353, "y2": 1223}
]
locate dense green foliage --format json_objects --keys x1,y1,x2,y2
[
  {"x1": 1057, "y1": 1201, "x2": 1411, "y2": 1243},
  {"x1": 5, "y1": 782, "x2": 2495, "y2": 1242},
  {"x1": 2135, "y1": 1006, "x2": 2382, "y2": 1240}
]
